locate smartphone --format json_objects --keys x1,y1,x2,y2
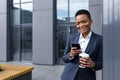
[{"x1": 72, "y1": 43, "x2": 81, "y2": 49}]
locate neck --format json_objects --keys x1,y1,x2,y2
[{"x1": 82, "y1": 31, "x2": 91, "y2": 38}]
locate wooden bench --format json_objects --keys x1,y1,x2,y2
[{"x1": 0, "y1": 64, "x2": 34, "y2": 80}]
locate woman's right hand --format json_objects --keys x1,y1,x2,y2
[{"x1": 69, "y1": 47, "x2": 82, "y2": 57}]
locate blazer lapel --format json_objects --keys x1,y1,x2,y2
[{"x1": 85, "y1": 32, "x2": 96, "y2": 54}]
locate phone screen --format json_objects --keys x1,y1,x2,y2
[{"x1": 72, "y1": 44, "x2": 81, "y2": 49}]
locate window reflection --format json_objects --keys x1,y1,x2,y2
[
  {"x1": 21, "y1": 25, "x2": 32, "y2": 61},
  {"x1": 21, "y1": 3, "x2": 32, "y2": 11},
  {"x1": 12, "y1": 4, "x2": 20, "y2": 25},
  {"x1": 21, "y1": 3, "x2": 32, "y2": 24},
  {"x1": 70, "y1": 0, "x2": 88, "y2": 22},
  {"x1": 13, "y1": 4, "x2": 20, "y2": 10},
  {"x1": 13, "y1": 0, "x2": 20, "y2": 3},
  {"x1": 57, "y1": 0, "x2": 68, "y2": 22},
  {"x1": 58, "y1": 26, "x2": 67, "y2": 58},
  {"x1": 12, "y1": 25, "x2": 21, "y2": 61},
  {"x1": 21, "y1": 0, "x2": 32, "y2": 2},
  {"x1": 57, "y1": 0, "x2": 88, "y2": 22},
  {"x1": 11, "y1": 0, "x2": 33, "y2": 61},
  {"x1": 56, "y1": 0, "x2": 89, "y2": 64}
]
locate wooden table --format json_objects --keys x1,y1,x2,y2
[{"x1": 0, "y1": 64, "x2": 34, "y2": 80}]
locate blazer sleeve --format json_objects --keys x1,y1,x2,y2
[
  {"x1": 94, "y1": 36, "x2": 103, "y2": 70},
  {"x1": 62, "y1": 35, "x2": 74, "y2": 63}
]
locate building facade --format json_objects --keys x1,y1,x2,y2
[
  {"x1": 0, "y1": 0, "x2": 102, "y2": 65},
  {"x1": 2, "y1": 0, "x2": 120, "y2": 80}
]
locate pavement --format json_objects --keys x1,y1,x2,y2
[{"x1": 0, "y1": 61, "x2": 102, "y2": 80}]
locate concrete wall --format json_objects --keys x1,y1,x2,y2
[
  {"x1": 0, "y1": 0, "x2": 7, "y2": 61},
  {"x1": 33, "y1": 0, "x2": 55, "y2": 65},
  {"x1": 103, "y1": 0, "x2": 120, "y2": 80},
  {"x1": 89, "y1": 0, "x2": 102, "y2": 80},
  {"x1": 89, "y1": 0, "x2": 102, "y2": 35}
]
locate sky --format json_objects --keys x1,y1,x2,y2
[{"x1": 57, "y1": 0, "x2": 89, "y2": 20}]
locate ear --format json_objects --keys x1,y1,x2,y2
[
  {"x1": 90, "y1": 19, "x2": 93, "y2": 24},
  {"x1": 91, "y1": 19, "x2": 93, "y2": 23}
]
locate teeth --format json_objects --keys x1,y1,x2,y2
[{"x1": 81, "y1": 28, "x2": 86, "y2": 30}]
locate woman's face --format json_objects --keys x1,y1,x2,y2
[{"x1": 75, "y1": 14, "x2": 92, "y2": 35}]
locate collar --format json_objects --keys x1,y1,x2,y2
[{"x1": 80, "y1": 31, "x2": 92, "y2": 39}]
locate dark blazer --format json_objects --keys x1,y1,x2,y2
[{"x1": 61, "y1": 32, "x2": 102, "y2": 80}]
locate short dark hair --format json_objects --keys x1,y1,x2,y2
[{"x1": 75, "y1": 9, "x2": 91, "y2": 19}]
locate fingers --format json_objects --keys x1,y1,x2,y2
[
  {"x1": 71, "y1": 47, "x2": 82, "y2": 53},
  {"x1": 70, "y1": 47, "x2": 81, "y2": 57},
  {"x1": 80, "y1": 58, "x2": 90, "y2": 67},
  {"x1": 80, "y1": 58, "x2": 94, "y2": 68},
  {"x1": 71, "y1": 47, "x2": 77, "y2": 50}
]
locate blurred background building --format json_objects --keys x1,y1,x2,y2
[
  {"x1": 0, "y1": 0, "x2": 102, "y2": 65},
  {"x1": 0, "y1": 0, "x2": 120, "y2": 80}
]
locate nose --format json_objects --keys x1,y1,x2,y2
[
  {"x1": 77, "y1": 23, "x2": 84, "y2": 29},
  {"x1": 79, "y1": 23, "x2": 84, "y2": 27}
]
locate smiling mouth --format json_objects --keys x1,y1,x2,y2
[{"x1": 80, "y1": 28, "x2": 87, "y2": 31}]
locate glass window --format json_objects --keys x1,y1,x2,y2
[
  {"x1": 21, "y1": 0, "x2": 32, "y2": 3},
  {"x1": 21, "y1": 3, "x2": 33, "y2": 24},
  {"x1": 21, "y1": 3, "x2": 32, "y2": 12},
  {"x1": 12, "y1": 4, "x2": 20, "y2": 25},
  {"x1": 57, "y1": 0, "x2": 68, "y2": 22},
  {"x1": 12, "y1": 25, "x2": 21, "y2": 61},
  {"x1": 56, "y1": 0, "x2": 89, "y2": 64},
  {"x1": 58, "y1": 26, "x2": 67, "y2": 58},
  {"x1": 12, "y1": 4, "x2": 20, "y2": 10},
  {"x1": 70, "y1": 0, "x2": 89, "y2": 22},
  {"x1": 11, "y1": 0, "x2": 33, "y2": 61},
  {"x1": 57, "y1": 0, "x2": 88, "y2": 22},
  {"x1": 13, "y1": 0, "x2": 20, "y2": 3},
  {"x1": 21, "y1": 25, "x2": 32, "y2": 61}
]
